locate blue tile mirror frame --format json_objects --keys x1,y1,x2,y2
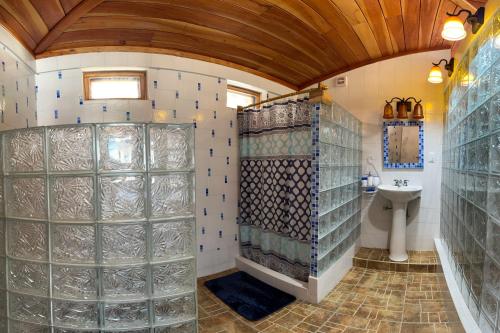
[{"x1": 383, "y1": 120, "x2": 424, "y2": 169}]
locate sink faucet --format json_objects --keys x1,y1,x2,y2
[{"x1": 393, "y1": 179, "x2": 409, "y2": 187}]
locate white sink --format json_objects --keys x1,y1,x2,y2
[
  {"x1": 378, "y1": 184, "x2": 422, "y2": 262},
  {"x1": 378, "y1": 185, "x2": 423, "y2": 203}
]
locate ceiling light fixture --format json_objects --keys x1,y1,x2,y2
[
  {"x1": 428, "y1": 58, "x2": 455, "y2": 84},
  {"x1": 442, "y1": 7, "x2": 485, "y2": 41}
]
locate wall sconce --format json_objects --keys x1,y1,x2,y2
[
  {"x1": 442, "y1": 7, "x2": 485, "y2": 41},
  {"x1": 384, "y1": 97, "x2": 423, "y2": 120},
  {"x1": 428, "y1": 58, "x2": 454, "y2": 84}
]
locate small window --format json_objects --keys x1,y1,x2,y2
[
  {"x1": 83, "y1": 71, "x2": 147, "y2": 100},
  {"x1": 227, "y1": 85, "x2": 260, "y2": 109}
]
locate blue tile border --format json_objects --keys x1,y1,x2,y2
[{"x1": 309, "y1": 103, "x2": 320, "y2": 277}]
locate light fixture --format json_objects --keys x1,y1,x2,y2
[
  {"x1": 428, "y1": 58, "x2": 454, "y2": 84},
  {"x1": 442, "y1": 7, "x2": 485, "y2": 41},
  {"x1": 384, "y1": 97, "x2": 423, "y2": 120},
  {"x1": 413, "y1": 101, "x2": 424, "y2": 119},
  {"x1": 383, "y1": 102, "x2": 394, "y2": 119}
]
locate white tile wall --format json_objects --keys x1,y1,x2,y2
[
  {"x1": 0, "y1": 27, "x2": 36, "y2": 130},
  {"x1": 323, "y1": 50, "x2": 450, "y2": 251},
  {"x1": 32, "y1": 51, "x2": 295, "y2": 277}
]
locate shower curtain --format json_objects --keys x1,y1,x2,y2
[{"x1": 238, "y1": 97, "x2": 312, "y2": 282}]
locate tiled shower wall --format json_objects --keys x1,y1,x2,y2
[
  {"x1": 35, "y1": 63, "x2": 239, "y2": 277},
  {"x1": 440, "y1": 10, "x2": 499, "y2": 332},
  {"x1": 311, "y1": 102, "x2": 362, "y2": 277},
  {"x1": 0, "y1": 27, "x2": 36, "y2": 130}
]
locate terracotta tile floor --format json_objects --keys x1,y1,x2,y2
[
  {"x1": 197, "y1": 267, "x2": 464, "y2": 333},
  {"x1": 354, "y1": 248, "x2": 440, "y2": 265},
  {"x1": 353, "y1": 248, "x2": 442, "y2": 273}
]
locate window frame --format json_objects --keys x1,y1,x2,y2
[
  {"x1": 227, "y1": 84, "x2": 261, "y2": 108},
  {"x1": 83, "y1": 71, "x2": 147, "y2": 101}
]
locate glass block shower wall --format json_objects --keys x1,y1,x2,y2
[
  {"x1": 311, "y1": 102, "x2": 362, "y2": 277},
  {"x1": 440, "y1": 10, "x2": 499, "y2": 332},
  {"x1": 0, "y1": 124, "x2": 197, "y2": 332}
]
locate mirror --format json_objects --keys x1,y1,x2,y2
[{"x1": 383, "y1": 121, "x2": 423, "y2": 168}]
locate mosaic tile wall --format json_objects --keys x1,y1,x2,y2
[
  {"x1": 0, "y1": 123, "x2": 197, "y2": 332},
  {"x1": 35, "y1": 66, "x2": 239, "y2": 278},
  {"x1": 440, "y1": 10, "x2": 500, "y2": 332},
  {"x1": 0, "y1": 42, "x2": 36, "y2": 130},
  {"x1": 311, "y1": 102, "x2": 362, "y2": 277}
]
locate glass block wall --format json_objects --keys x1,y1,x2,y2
[
  {"x1": 440, "y1": 9, "x2": 499, "y2": 332},
  {"x1": 0, "y1": 123, "x2": 197, "y2": 332},
  {"x1": 311, "y1": 102, "x2": 362, "y2": 277}
]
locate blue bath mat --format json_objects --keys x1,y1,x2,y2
[{"x1": 204, "y1": 271, "x2": 296, "y2": 321}]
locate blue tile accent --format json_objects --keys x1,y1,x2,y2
[
  {"x1": 126, "y1": 111, "x2": 130, "y2": 121},
  {"x1": 54, "y1": 110, "x2": 58, "y2": 119}
]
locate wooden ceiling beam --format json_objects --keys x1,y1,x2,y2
[
  {"x1": 0, "y1": 0, "x2": 48, "y2": 42},
  {"x1": 34, "y1": 0, "x2": 104, "y2": 54},
  {"x1": 69, "y1": 15, "x2": 322, "y2": 78}
]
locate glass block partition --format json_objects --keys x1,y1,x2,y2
[
  {"x1": 311, "y1": 102, "x2": 362, "y2": 277},
  {"x1": 0, "y1": 123, "x2": 197, "y2": 333},
  {"x1": 440, "y1": 9, "x2": 499, "y2": 332}
]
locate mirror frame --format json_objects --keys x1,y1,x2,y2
[{"x1": 383, "y1": 120, "x2": 424, "y2": 169}]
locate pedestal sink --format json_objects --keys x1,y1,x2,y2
[{"x1": 378, "y1": 184, "x2": 423, "y2": 261}]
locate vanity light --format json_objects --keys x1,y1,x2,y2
[
  {"x1": 428, "y1": 58, "x2": 454, "y2": 84},
  {"x1": 442, "y1": 7, "x2": 485, "y2": 41},
  {"x1": 383, "y1": 102, "x2": 394, "y2": 119},
  {"x1": 396, "y1": 102, "x2": 408, "y2": 119},
  {"x1": 413, "y1": 102, "x2": 424, "y2": 119},
  {"x1": 384, "y1": 97, "x2": 423, "y2": 120}
]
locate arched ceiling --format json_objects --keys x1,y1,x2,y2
[{"x1": 0, "y1": 0, "x2": 488, "y2": 90}]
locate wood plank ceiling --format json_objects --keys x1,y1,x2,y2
[{"x1": 0, "y1": 0, "x2": 488, "y2": 90}]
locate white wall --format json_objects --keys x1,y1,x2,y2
[
  {"x1": 0, "y1": 26, "x2": 36, "y2": 130},
  {"x1": 324, "y1": 50, "x2": 450, "y2": 250},
  {"x1": 34, "y1": 52, "x2": 292, "y2": 277}
]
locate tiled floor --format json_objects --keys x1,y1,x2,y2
[
  {"x1": 197, "y1": 267, "x2": 464, "y2": 333},
  {"x1": 353, "y1": 248, "x2": 441, "y2": 273}
]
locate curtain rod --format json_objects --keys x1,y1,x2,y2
[{"x1": 237, "y1": 84, "x2": 327, "y2": 112}]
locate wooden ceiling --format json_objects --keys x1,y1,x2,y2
[{"x1": 0, "y1": 0, "x2": 488, "y2": 89}]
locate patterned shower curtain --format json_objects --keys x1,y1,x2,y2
[{"x1": 238, "y1": 97, "x2": 312, "y2": 282}]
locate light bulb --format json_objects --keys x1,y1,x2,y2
[
  {"x1": 428, "y1": 65, "x2": 443, "y2": 84},
  {"x1": 442, "y1": 16, "x2": 467, "y2": 41}
]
